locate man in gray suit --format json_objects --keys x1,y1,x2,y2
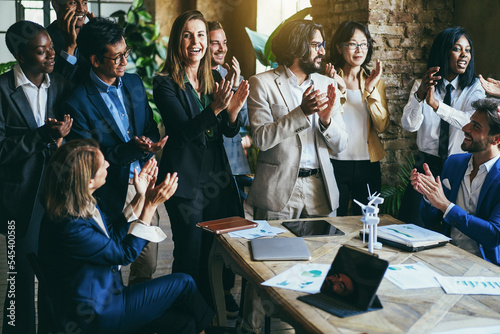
[{"x1": 247, "y1": 19, "x2": 348, "y2": 221}]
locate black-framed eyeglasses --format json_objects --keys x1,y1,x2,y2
[
  {"x1": 311, "y1": 41, "x2": 326, "y2": 51},
  {"x1": 343, "y1": 42, "x2": 369, "y2": 50},
  {"x1": 102, "y1": 47, "x2": 132, "y2": 65}
]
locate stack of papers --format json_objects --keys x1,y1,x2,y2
[
  {"x1": 228, "y1": 220, "x2": 286, "y2": 239},
  {"x1": 377, "y1": 224, "x2": 451, "y2": 249},
  {"x1": 261, "y1": 263, "x2": 331, "y2": 293}
]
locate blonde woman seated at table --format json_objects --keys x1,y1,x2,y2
[
  {"x1": 325, "y1": 21, "x2": 389, "y2": 216},
  {"x1": 38, "y1": 138, "x2": 214, "y2": 334}
]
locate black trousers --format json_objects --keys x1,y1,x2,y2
[
  {"x1": 331, "y1": 159, "x2": 382, "y2": 216},
  {"x1": 398, "y1": 151, "x2": 444, "y2": 226}
]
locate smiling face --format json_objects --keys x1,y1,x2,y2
[
  {"x1": 209, "y1": 28, "x2": 227, "y2": 68},
  {"x1": 339, "y1": 28, "x2": 368, "y2": 69},
  {"x1": 461, "y1": 110, "x2": 495, "y2": 153},
  {"x1": 54, "y1": 0, "x2": 89, "y2": 29},
  {"x1": 19, "y1": 30, "x2": 55, "y2": 76},
  {"x1": 447, "y1": 35, "x2": 471, "y2": 82},
  {"x1": 180, "y1": 19, "x2": 207, "y2": 67},
  {"x1": 298, "y1": 29, "x2": 325, "y2": 75},
  {"x1": 91, "y1": 37, "x2": 127, "y2": 85}
]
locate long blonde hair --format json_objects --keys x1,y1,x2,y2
[
  {"x1": 160, "y1": 10, "x2": 214, "y2": 95},
  {"x1": 43, "y1": 139, "x2": 101, "y2": 220}
]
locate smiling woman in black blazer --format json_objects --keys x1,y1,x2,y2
[{"x1": 153, "y1": 10, "x2": 249, "y2": 302}]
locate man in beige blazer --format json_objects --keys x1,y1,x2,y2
[{"x1": 247, "y1": 19, "x2": 348, "y2": 220}]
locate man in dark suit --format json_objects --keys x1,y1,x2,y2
[
  {"x1": 63, "y1": 17, "x2": 166, "y2": 284},
  {"x1": 0, "y1": 21, "x2": 72, "y2": 334},
  {"x1": 46, "y1": 0, "x2": 94, "y2": 83},
  {"x1": 413, "y1": 98, "x2": 500, "y2": 265}
]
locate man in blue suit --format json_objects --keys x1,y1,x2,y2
[
  {"x1": 412, "y1": 98, "x2": 500, "y2": 265},
  {"x1": 63, "y1": 18, "x2": 167, "y2": 284}
]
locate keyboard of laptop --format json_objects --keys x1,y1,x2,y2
[{"x1": 298, "y1": 293, "x2": 366, "y2": 318}]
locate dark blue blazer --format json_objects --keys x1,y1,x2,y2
[
  {"x1": 421, "y1": 153, "x2": 500, "y2": 265},
  {"x1": 153, "y1": 73, "x2": 240, "y2": 200},
  {"x1": 38, "y1": 207, "x2": 148, "y2": 332},
  {"x1": 0, "y1": 69, "x2": 67, "y2": 236},
  {"x1": 64, "y1": 73, "x2": 159, "y2": 217}
]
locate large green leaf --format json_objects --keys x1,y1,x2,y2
[{"x1": 244, "y1": 27, "x2": 269, "y2": 67}]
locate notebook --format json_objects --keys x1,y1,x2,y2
[
  {"x1": 196, "y1": 217, "x2": 258, "y2": 234},
  {"x1": 298, "y1": 245, "x2": 389, "y2": 317},
  {"x1": 250, "y1": 237, "x2": 311, "y2": 261},
  {"x1": 359, "y1": 224, "x2": 451, "y2": 252}
]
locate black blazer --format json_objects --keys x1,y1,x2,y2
[
  {"x1": 0, "y1": 69, "x2": 67, "y2": 237},
  {"x1": 153, "y1": 72, "x2": 241, "y2": 200},
  {"x1": 64, "y1": 73, "x2": 160, "y2": 217},
  {"x1": 46, "y1": 21, "x2": 91, "y2": 85}
]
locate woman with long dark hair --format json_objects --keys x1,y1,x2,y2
[
  {"x1": 399, "y1": 27, "x2": 485, "y2": 225},
  {"x1": 326, "y1": 21, "x2": 389, "y2": 216},
  {"x1": 38, "y1": 138, "x2": 214, "y2": 333},
  {"x1": 153, "y1": 10, "x2": 249, "y2": 302}
]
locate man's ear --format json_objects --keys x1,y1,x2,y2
[
  {"x1": 89, "y1": 54, "x2": 100, "y2": 68},
  {"x1": 492, "y1": 133, "x2": 500, "y2": 146}
]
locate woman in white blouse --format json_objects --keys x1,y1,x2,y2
[{"x1": 326, "y1": 21, "x2": 389, "y2": 216}]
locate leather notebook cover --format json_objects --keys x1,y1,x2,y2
[{"x1": 196, "y1": 216, "x2": 258, "y2": 235}]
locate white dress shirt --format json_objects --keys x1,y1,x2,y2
[
  {"x1": 14, "y1": 63, "x2": 50, "y2": 127},
  {"x1": 401, "y1": 77, "x2": 485, "y2": 157},
  {"x1": 444, "y1": 154, "x2": 500, "y2": 256},
  {"x1": 285, "y1": 66, "x2": 320, "y2": 169}
]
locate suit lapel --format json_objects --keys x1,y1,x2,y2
[
  {"x1": 477, "y1": 158, "x2": 500, "y2": 207},
  {"x1": 46, "y1": 76, "x2": 57, "y2": 119},
  {"x1": 85, "y1": 79, "x2": 127, "y2": 142},
  {"x1": 9, "y1": 71, "x2": 39, "y2": 130},
  {"x1": 274, "y1": 66, "x2": 295, "y2": 112},
  {"x1": 447, "y1": 157, "x2": 469, "y2": 202},
  {"x1": 122, "y1": 75, "x2": 141, "y2": 135}
]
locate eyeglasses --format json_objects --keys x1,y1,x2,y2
[
  {"x1": 311, "y1": 41, "x2": 326, "y2": 51},
  {"x1": 102, "y1": 48, "x2": 131, "y2": 65},
  {"x1": 343, "y1": 42, "x2": 369, "y2": 50}
]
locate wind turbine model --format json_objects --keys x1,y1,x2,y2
[{"x1": 353, "y1": 185, "x2": 384, "y2": 253}]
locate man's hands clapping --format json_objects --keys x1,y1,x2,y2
[{"x1": 301, "y1": 84, "x2": 337, "y2": 127}]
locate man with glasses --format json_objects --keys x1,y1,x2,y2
[
  {"x1": 242, "y1": 19, "x2": 348, "y2": 333},
  {"x1": 247, "y1": 19, "x2": 347, "y2": 222},
  {"x1": 62, "y1": 18, "x2": 166, "y2": 285},
  {"x1": 47, "y1": 0, "x2": 94, "y2": 84}
]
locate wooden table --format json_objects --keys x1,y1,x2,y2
[{"x1": 209, "y1": 215, "x2": 500, "y2": 333}]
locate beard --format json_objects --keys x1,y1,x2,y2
[
  {"x1": 298, "y1": 55, "x2": 323, "y2": 74},
  {"x1": 461, "y1": 136, "x2": 490, "y2": 153}
]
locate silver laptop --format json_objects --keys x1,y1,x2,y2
[{"x1": 250, "y1": 237, "x2": 311, "y2": 261}]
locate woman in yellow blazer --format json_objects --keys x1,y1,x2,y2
[{"x1": 326, "y1": 21, "x2": 389, "y2": 216}]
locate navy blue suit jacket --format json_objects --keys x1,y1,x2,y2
[
  {"x1": 64, "y1": 73, "x2": 159, "y2": 217},
  {"x1": 38, "y1": 207, "x2": 148, "y2": 332},
  {"x1": 0, "y1": 69, "x2": 67, "y2": 236},
  {"x1": 153, "y1": 72, "x2": 240, "y2": 200},
  {"x1": 421, "y1": 153, "x2": 500, "y2": 265}
]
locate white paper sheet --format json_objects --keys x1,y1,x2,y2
[
  {"x1": 228, "y1": 220, "x2": 286, "y2": 239},
  {"x1": 385, "y1": 262, "x2": 441, "y2": 289},
  {"x1": 436, "y1": 276, "x2": 500, "y2": 295},
  {"x1": 433, "y1": 325, "x2": 500, "y2": 334},
  {"x1": 261, "y1": 263, "x2": 331, "y2": 294}
]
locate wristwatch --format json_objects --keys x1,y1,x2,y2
[{"x1": 414, "y1": 92, "x2": 424, "y2": 103}]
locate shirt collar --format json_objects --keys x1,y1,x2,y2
[
  {"x1": 284, "y1": 66, "x2": 312, "y2": 88},
  {"x1": 443, "y1": 75, "x2": 460, "y2": 91},
  {"x1": 467, "y1": 153, "x2": 500, "y2": 174},
  {"x1": 90, "y1": 68, "x2": 122, "y2": 93},
  {"x1": 14, "y1": 63, "x2": 51, "y2": 89}
]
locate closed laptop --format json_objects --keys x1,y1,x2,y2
[{"x1": 250, "y1": 237, "x2": 311, "y2": 261}]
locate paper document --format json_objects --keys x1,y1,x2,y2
[
  {"x1": 261, "y1": 263, "x2": 331, "y2": 294},
  {"x1": 385, "y1": 262, "x2": 441, "y2": 289},
  {"x1": 433, "y1": 325, "x2": 500, "y2": 334},
  {"x1": 228, "y1": 220, "x2": 286, "y2": 239},
  {"x1": 378, "y1": 224, "x2": 451, "y2": 247},
  {"x1": 436, "y1": 276, "x2": 500, "y2": 295}
]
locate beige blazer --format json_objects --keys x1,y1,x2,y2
[{"x1": 247, "y1": 65, "x2": 348, "y2": 213}]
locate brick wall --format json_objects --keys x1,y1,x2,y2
[{"x1": 311, "y1": 0, "x2": 454, "y2": 186}]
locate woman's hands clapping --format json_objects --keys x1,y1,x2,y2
[
  {"x1": 211, "y1": 78, "x2": 233, "y2": 116},
  {"x1": 227, "y1": 80, "x2": 250, "y2": 125}
]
